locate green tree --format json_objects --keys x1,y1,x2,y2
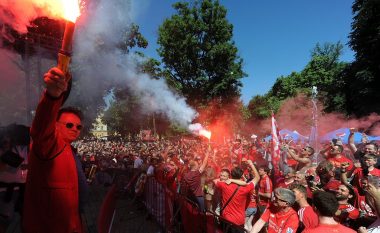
[
  {"x1": 247, "y1": 95, "x2": 281, "y2": 119},
  {"x1": 344, "y1": 0, "x2": 380, "y2": 116},
  {"x1": 103, "y1": 88, "x2": 144, "y2": 135},
  {"x1": 300, "y1": 42, "x2": 348, "y2": 113},
  {"x1": 247, "y1": 42, "x2": 348, "y2": 120},
  {"x1": 157, "y1": 0, "x2": 246, "y2": 107}
]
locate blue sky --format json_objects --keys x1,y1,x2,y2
[{"x1": 133, "y1": 0, "x2": 355, "y2": 104}]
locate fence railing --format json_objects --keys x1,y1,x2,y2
[{"x1": 110, "y1": 168, "x2": 248, "y2": 233}]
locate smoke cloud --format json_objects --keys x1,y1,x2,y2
[
  {"x1": 0, "y1": 0, "x2": 197, "y2": 127},
  {"x1": 67, "y1": 0, "x2": 197, "y2": 127},
  {"x1": 270, "y1": 94, "x2": 380, "y2": 138},
  {"x1": 0, "y1": 48, "x2": 27, "y2": 125}
]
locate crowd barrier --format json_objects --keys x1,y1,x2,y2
[{"x1": 115, "y1": 168, "x2": 248, "y2": 233}]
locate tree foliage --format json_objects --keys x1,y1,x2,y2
[
  {"x1": 344, "y1": 0, "x2": 380, "y2": 116},
  {"x1": 247, "y1": 42, "x2": 348, "y2": 120},
  {"x1": 157, "y1": 0, "x2": 246, "y2": 107}
]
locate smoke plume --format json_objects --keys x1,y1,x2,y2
[
  {"x1": 67, "y1": 0, "x2": 197, "y2": 127},
  {"x1": 0, "y1": 0, "x2": 197, "y2": 127}
]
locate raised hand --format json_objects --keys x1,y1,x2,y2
[{"x1": 44, "y1": 67, "x2": 70, "y2": 98}]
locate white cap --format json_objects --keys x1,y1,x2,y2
[{"x1": 251, "y1": 134, "x2": 257, "y2": 139}]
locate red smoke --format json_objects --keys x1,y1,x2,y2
[
  {"x1": 264, "y1": 93, "x2": 380, "y2": 138},
  {"x1": 195, "y1": 98, "x2": 246, "y2": 144}
]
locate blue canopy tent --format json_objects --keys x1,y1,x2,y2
[
  {"x1": 320, "y1": 128, "x2": 380, "y2": 144},
  {"x1": 263, "y1": 129, "x2": 309, "y2": 143}
]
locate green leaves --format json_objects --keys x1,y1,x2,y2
[{"x1": 157, "y1": 0, "x2": 246, "y2": 107}]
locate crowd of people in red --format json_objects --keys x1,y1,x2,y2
[
  {"x1": 75, "y1": 129, "x2": 379, "y2": 233},
  {"x1": 0, "y1": 66, "x2": 379, "y2": 233}
]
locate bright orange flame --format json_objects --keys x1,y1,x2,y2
[
  {"x1": 62, "y1": 0, "x2": 81, "y2": 22},
  {"x1": 199, "y1": 129, "x2": 211, "y2": 140}
]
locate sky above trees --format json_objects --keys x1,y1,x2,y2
[{"x1": 133, "y1": 0, "x2": 355, "y2": 104}]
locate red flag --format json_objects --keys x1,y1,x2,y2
[{"x1": 271, "y1": 112, "x2": 281, "y2": 169}]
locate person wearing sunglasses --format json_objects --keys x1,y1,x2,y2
[
  {"x1": 23, "y1": 67, "x2": 87, "y2": 233},
  {"x1": 250, "y1": 188, "x2": 299, "y2": 233}
]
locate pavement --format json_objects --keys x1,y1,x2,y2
[{"x1": 0, "y1": 184, "x2": 163, "y2": 233}]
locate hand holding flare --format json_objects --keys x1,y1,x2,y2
[{"x1": 57, "y1": 0, "x2": 80, "y2": 75}]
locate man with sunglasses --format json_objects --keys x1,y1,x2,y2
[
  {"x1": 23, "y1": 67, "x2": 87, "y2": 233},
  {"x1": 250, "y1": 188, "x2": 299, "y2": 233}
]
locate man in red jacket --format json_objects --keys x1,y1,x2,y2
[{"x1": 23, "y1": 67, "x2": 85, "y2": 233}]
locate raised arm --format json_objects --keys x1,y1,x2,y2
[
  {"x1": 247, "y1": 160, "x2": 260, "y2": 185},
  {"x1": 366, "y1": 183, "x2": 380, "y2": 214},
  {"x1": 319, "y1": 144, "x2": 331, "y2": 159},
  {"x1": 198, "y1": 150, "x2": 210, "y2": 173},
  {"x1": 226, "y1": 179, "x2": 248, "y2": 186},
  {"x1": 287, "y1": 147, "x2": 311, "y2": 165},
  {"x1": 348, "y1": 128, "x2": 358, "y2": 154},
  {"x1": 250, "y1": 218, "x2": 266, "y2": 233}
]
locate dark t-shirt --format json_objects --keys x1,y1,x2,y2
[{"x1": 183, "y1": 170, "x2": 203, "y2": 197}]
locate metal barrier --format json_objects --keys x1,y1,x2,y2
[{"x1": 110, "y1": 168, "x2": 248, "y2": 233}]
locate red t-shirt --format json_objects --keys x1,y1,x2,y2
[
  {"x1": 303, "y1": 223, "x2": 356, "y2": 233},
  {"x1": 335, "y1": 204, "x2": 360, "y2": 223},
  {"x1": 260, "y1": 206, "x2": 299, "y2": 233},
  {"x1": 246, "y1": 188, "x2": 257, "y2": 208},
  {"x1": 258, "y1": 175, "x2": 273, "y2": 206},
  {"x1": 351, "y1": 167, "x2": 380, "y2": 189},
  {"x1": 327, "y1": 155, "x2": 354, "y2": 171},
  {"x1": 298, "y1": 206, "x2": 318, "y2": 230},
  {"x1": 216, "y1": 182, "x2": 254, "y2": 225}
]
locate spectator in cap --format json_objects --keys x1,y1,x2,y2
[{"x1": 251, "y1": 188, "x2": 299, "y2": 233}]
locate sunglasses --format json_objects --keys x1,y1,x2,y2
[
  {"x1": 59, "y1": 122, "x2": 83, "y2": 130},
  {"x1": 274, "y1": 196, "x2": 288, "y2": 203}
]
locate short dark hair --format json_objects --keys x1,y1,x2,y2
[
  {"x1": 290, "y1": 184, "x2": 307, "y2": 197},
  {"x1": 259, "y1": 165, "x2": 270, "y2": 174},
  {"x1": 57, "y1": 107, "x2": 83, "y2": 121},
  {"x1": 316, "y1": 160, "x2": 334, "y2": 177},
  {"x1": 366, "y1": 142, "x2": 378, "y2": 151},
  {"x1": 312, "y1": 191, "x2": 339, "y2": 217},
  {"x1": 231, "y1": 167, "x2": 243, "y2": 179},
  {"x1": 221, "y1": 168, "x2": 230, "y2": 176}
]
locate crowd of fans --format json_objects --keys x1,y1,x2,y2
[
  {"x1": 72, "y1": 128, "x2": 380, "y2": 233},
  {"x1": 1, "y1": 128, "x2": 380, "y2": 233}
]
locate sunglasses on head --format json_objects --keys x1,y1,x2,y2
[{"x1": 59, "y1": 122, "x2": 83, "y2": 130}]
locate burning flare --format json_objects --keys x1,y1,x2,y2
[
  {"x1": 62, "y1": 0, "x2": 81, "y2": 22},
  {"x1": 199, "y1": 129, "x2": 211, "y2": 140},
  {"x1": 189, "y1": 123, "x2": 212, "y2": 140},
  {"x1": 0, "y1": 0, "x2": 81, "y2": 33},
  {"x1": 57, "y1": 0, "x2": 81, "y2": 74}
]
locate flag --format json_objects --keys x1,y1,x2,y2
[{"x1": 271, "y1": 112, "x2": 281, "y2": 170}]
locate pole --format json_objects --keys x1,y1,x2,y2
[{"x1": 311, "y1": 86, "x2": 318, "y2": 165}]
